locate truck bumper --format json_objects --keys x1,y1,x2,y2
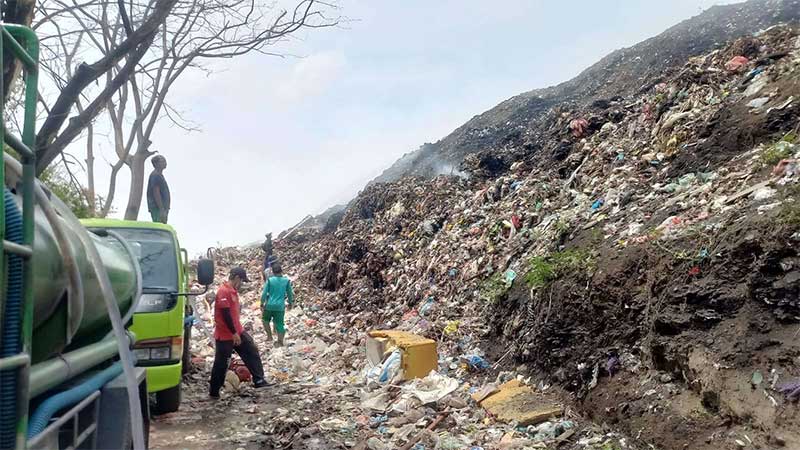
[{"x1": 145, "y1": 362, "x2": 182, "y2": 393}]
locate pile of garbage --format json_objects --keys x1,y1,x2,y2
[
  {"x1": 253, "y1": 24, "x2": 800, "y2": 450},
  {"x1": 160, "y1": 24, "x2": 800, "y2": 450},
  {"x1": 169, "y1": 263, "x2": 626, "y2": 450}
]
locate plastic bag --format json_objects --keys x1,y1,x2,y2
[{"x1": 379, "y1": 350, "x2": 402, "y2": 383}]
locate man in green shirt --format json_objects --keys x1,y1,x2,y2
[{"x1": 260, "y1": 261, "x2": 294, "y2": 347}]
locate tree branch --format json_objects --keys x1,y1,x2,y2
[
  {"x1": 34, "y1": 0, "x2": 179, "y2": 174},
  {"x1": 37, "y1": 33, "x2": 156, "y2": 172}
]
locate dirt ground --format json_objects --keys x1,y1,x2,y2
[{"x1": 149, "y1": 311, "x2": 364, "y2": 450}]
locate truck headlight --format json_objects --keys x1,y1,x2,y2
[
  {"x1": 134, "y1": 336, "x2": 182, "y2": 362},
  {"x1": 134, "y1": 348, "x2": 151, "y2": 361},
  {"x1": 150, "y1": 347, "x2": 171, "y2": 360}
]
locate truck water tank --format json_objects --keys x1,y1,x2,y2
[{"x1": 12, "y1": 193, "x2": 137, "y2": 363}]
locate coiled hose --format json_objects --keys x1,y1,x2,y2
[
  {"x1": 27, "y1": 362, "x2": 123, "y2": 438},
  {"x1": 0, "y1": 188, "x2": 24, "y2": 448}
]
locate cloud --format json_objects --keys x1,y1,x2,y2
[{"x1": 271, "y1": 51, "x2": 347, "y2": 104}]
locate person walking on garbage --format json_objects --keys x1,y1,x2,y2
[
  {"x1": 261, "y1": 261, "x2": 295, "y2": 347},
  {"x1": 261, "y1": 233, "x2": 275, "y2": 281},
  {"x1": 209, "y1": 267, "x2": 269, "y2": 398},
  {"x1": 146, "y1": 155, "x2": 170, "y2": 223}
]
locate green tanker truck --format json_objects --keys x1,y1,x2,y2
[
  {"x1": 81, "y1": 219, "x2": 195, "y2": 414},
  {"x1": 0, "y1": 24, "x2": 212, "y2": 449}
]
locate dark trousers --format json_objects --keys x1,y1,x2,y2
[{"x1": 209, "y1": 332, "x2": 265, "y2": 395}]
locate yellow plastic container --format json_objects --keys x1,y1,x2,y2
[{"x1": 367, "y1": 330, "x2": 438, "y2": 380}]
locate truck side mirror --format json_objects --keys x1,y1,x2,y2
[{"x1": 197, "y1": 259, "x2": 214, "y2": 286}]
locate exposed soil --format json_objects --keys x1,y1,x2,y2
[{"x1": 491, "y1": 190, "x2": 800, "y2": 449}]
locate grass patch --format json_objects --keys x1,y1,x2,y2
[
  {"x1": 554, "y1": 219, "x2": 570, "y2": 236},
  {"x1": 525, "y1": 249, "x2": 595, "y2": 289}
]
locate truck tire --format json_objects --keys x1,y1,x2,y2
[
  {"x1": 155, "y1": 384, "x2": 181, "y2": 414},
  {"x1": 182, "y1": 324, "x2": 192, "y2": 374}
]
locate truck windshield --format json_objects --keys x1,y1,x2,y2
[{"x1": 110, "y1": 228, "x2": 179, "y2": 292}]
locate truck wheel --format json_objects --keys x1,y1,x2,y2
[
  {"x1": 155, "y1": 384, "x2": 181, "y2": 414},
  {"x1": 182, "y1": 324, "x2": 192, "y2": 374}
]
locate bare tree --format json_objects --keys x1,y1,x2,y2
[
  {"x1": 34, "y1": 0, "x2": 340, "y2": 219},
  {"x1": 34, "y1": 0, "x2": 180, "y2": 173}
]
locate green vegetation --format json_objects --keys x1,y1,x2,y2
[
  {"x1": 589, "y1": 227, "x2": 604, "y2": 244},
  {"x1": 774, "y1": 184, "x2": 800, "y2": 227},
  {"x1": 39, "y1": 167, "x2": 96, "y2": 219},
  {"x1": 779, "y1": 201, "x2": 800, "y2": 227},
  {"x1": 5, "y1": 144, "x2": 100, "y2": 218},
  {"x1": 759, "y1": 134, "x2": 797, "y2": 165},
  {"x1": 480, "y1": 271, "x2": 510, "y2": 302},
  {"x1": 553, "y1": 219, "x2": 571, "y2": 242},
  {"x1": 525, "y1": 249, "x2": 595, "y2": 289},
  {"x1": 598, "y1": 443, "x2": 622, "y2": 450}
]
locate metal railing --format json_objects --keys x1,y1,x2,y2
[{"x1": 0, "y1": 23, "x2": 40, "y2": 449}]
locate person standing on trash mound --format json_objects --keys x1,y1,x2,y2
[
  {"x1": 261, "y1": 233, "x2": 276, "y2": 281},
  {"x1": 209, "y1": 267, "x2": 269, "y2": 399},
  {"x1": 261, "y1": 261, "x2": 295, "y2": 348},
  {"x1": 146, "y1": 155, "x2": 170, "y2": 223}
]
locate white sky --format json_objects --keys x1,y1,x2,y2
[{"x1": 89, "y1": 0, "x2": 736, "y2": 255}]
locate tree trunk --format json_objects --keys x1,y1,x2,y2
[
  {"x1": 34, "y1": 0, "x2": 179, "y2": 174},
  {"x1": 85, "y1": 121, "x2": 96, "y2": 217},
  {"x1": 123, "y1": 150, "x2": 149, "y2": 220}
]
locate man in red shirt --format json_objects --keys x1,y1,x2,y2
[{"x1": 209, "y1": 267, "x2": 268, "y2": 398}]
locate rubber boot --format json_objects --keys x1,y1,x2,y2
[
  {"x1": 263, "y1": 321, "x2": 273, "y2": 342},
  {"x1": 275, "y1": 332, "x2": 285, "y2": 348}
]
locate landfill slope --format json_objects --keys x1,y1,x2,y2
[
  {"x1": 154, "y1": 13, "x2": 800, "y2": 450},
  {"x1": 261, "y1": 23, "x2": 800, "y2": 449},
  {"x1": 371, "y1": 0, "x2": 800, "y2": 185}
]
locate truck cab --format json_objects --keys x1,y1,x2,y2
[{"x1": 81, "y1": 219, "x2": 191, "y2": 413}]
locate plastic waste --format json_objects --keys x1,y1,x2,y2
[
  {"x1": 369, "y1": 414, "x2": 388, "y2": 428},
  {"x1": 436, "y1": 433, "x2": 464, "y2": 450},
  {"x1": 419, "y1": 297, "x2": 435, "y2": 316},
  {"x1": 752, "y1": 186, "x2": 777, "y2": 201},
  {"x1": 773, "y1": 159, "x2": 799, "y2": 178},
  {"x1": 362, "y1": 391, "x2": 392, "y2": 411},
  {"x1": 748, "y1": 97, "x2": 770, "y2": 109},
  {"x1": 778, "y1": 379, "x2": 800, "y2": 400},
  {"x1": 379, "y1": 349, "x2": 402, "y2": 383},
  {"x1": 569, "y1": 118, "x2": 589, "y2": 138},
  {"x1": 751, "y1": 371, "x2": 764, "y2": 386},
  {"x1": 229, "y1": 359, "x2": 252, "y2": 382},
  {"x1": 402, "y1": 371, "x2": 460, "y2": 404},
  {"x1": 528, "y1": 419, "x2": 575, "y2": 442},
  {"x1": 367, "y1": 437, "x2": 389, "y2": 450},
  {"x1": 744, "y1": 73, "x2": 769, "y2": 96},
  {"x1": 725, "y1": 55, "x2": 749, "y2": 71},
  {"x1": 464, "y1": 355, "x2": 490, "y2": 370},
  {"x1": 318, "y1": 417, "x2": 355, "y2": 434},
  {"x1": 606, "y1": 356, "x2": 620, "y2": 376},
  {"x1": 504, "y1": 269, "x2": 517, "y2": 285}
]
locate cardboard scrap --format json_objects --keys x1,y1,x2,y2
[
  {"x1": 367, "y1": 330, "x2": 438, "y2": 380},
  {"x1": 477, "y1": 379, "x2": 562, "y2": 426}
]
